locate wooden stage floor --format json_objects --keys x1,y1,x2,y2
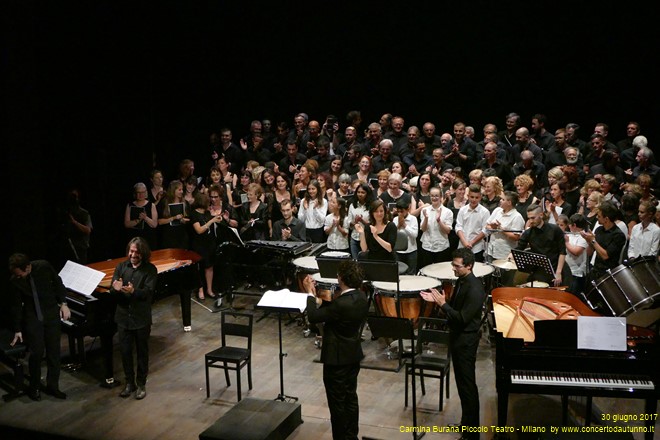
[{"x1": 0, "y1": 293, "x2": 656, "y2": 440}]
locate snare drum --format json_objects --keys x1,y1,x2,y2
[
  {"x1": 373, "y1": 275, "x2": 440, "y2": 325},
  {"x1": 292, "y1": 256, "x2": 318, "y2": 292},
  {"x1": 312, "y1": 272, "x2": 338, "y2": 302},
  {"x1": 588, "y1": 257, "x2": 660, "y2": 316}
]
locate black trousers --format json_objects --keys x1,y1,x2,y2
[
  {"x1": 23, "y1": 318, "x2": 61, "y2": 390},
  {"x1": 450, "y1": 330, "x2": 480, "y2": 435},
  {"x1": 418, "y1": 247, "x2": 451, "y2": 271},
  {"x1": 118, "y1": 325, "x2": 151, "y2": 387},
  {"x1": 323, "y1": 362, "x2": 360, "y2": 440}
]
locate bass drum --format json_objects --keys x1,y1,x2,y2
[{"x1": 588, "y1": 257, "x2": 660, "y2": 316}]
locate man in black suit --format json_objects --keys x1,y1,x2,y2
[
  {"x1": 421, "y1": 248, "x2": 485, "y2": 440},
  {"x1": 110, "y1": 237, "x2": 157, "y2": 400},
  {"x1": 304, "y1": 259, "x2": 368, "y2": 440},
  {"x1": 9, "y1": 253, "x2": 71, "y2": 401}
]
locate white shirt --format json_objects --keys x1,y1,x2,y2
[
  {"x1": 566, "y1": 233, "x2": 588, "y2": 277},
  {"x1": 324, "y1": 214, "x2": 350, "y2": 250},
  {"x1": 395, "y1": 213, "x2": 419, "y2": 254},
  {"x1": 628, "y1": 222, "x2": 660, "y2": 259},
  {"x1": 455, "y1": 203, "x2": 490, "y2": 253},
  {"x1": 420, "y1": 205, "x2": 453, "y2": 253},
  {"x1": 347, "y1": 202, "x2": 370, "y2": 241},
  {"x1": 483, "y1": 207, "x2": 525, "y2": 259},
  {"x1": 298, "y1": 199, "x2": 327, "y2": 229}
]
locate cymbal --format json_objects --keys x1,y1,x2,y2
[{"x1": 493, "y1": 259, "x2": 517, "y2": 270}]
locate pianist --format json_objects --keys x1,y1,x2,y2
[
  {"x1": 9, "y1": 253, "x2": 71, "y2": 401},
  {"x1": 271, "y1": 199, "x2": 306, "y2": 241},
  {"x1": 109, "y1": 237, "x2": 157, "y2": 400}
]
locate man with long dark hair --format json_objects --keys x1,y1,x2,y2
[{"x1": 110, "y1": 237, "x2": 157, "y2": 400}]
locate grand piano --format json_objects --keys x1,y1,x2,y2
[
  {"x1": 492, "y1": 287, "x2": 659, "y2": 439},
  {"x1": 63, "y1": 249, "x2": 201, "y2": 372}
]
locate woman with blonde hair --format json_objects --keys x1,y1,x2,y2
[
  {"x1": 577, "y1": 179, "x2": 601, "y2": 215},
  {"x1": 374, "y1": 169, "x2": 391, "y2": 198},
  {"x1": 584, "y1": 190, "x2": 604, "y2": 230},
  {"x1": 481, "y1": 176, "x2": 503, "y2": 213},
  {"x1": 513, "y1": 174, "x2": 539, "y2": 221}
]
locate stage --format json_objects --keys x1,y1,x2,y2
[{"x1": 0, "y1": 293, "x2": 655, "y2": 440}]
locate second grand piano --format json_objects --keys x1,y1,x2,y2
[{"x1": 492, "y1": 287, "x2": 659, "y2": 439}]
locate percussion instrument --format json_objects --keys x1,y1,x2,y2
[
  {"x1": 292, "y1": 256, "x2": 319, "y2": 292},
  {"x1": 420, "y1": 261, "x2": 495, "y2": 298},
  {"x1": 372, "y1": 275, "x2": 440, "y2": 325},
  {"x1": 311, "y1": 272, "x2": 339, "y2": 302},
  {"x1": 518, "y1": 281, "x2": 549, "y2": 288},
  {"x1": 587, "y1": 257, "x2": 660, "y2": 316},
  {"x1": 420, "y1": 261, "x2": 495, "y2": 280},
  {"x1": 492, "y1": 259, "x2": 517, "y2": 271}
]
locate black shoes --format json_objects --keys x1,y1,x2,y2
[
  {"x1": 28, "y1": 389, "x2": 41, "y2": 401},
  {"x1": 43, "y1": 386, "x2": 67, "y2": 399},
  {"x1": 100, "y1": 378, "x2": 122, "y2": 389},
  {"x1": 119, "y1": 383, "x2": 136, "y2": 398},
  {"x1": 135, "y1": 386, "x2": 146, "y2": 400}
]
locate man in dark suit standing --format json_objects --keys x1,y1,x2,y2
[
  {"x1": 304, "y1": 259, "x2": 368, "y2": 440},
  {"x1": 110, "y1": 237, "x2": 157, "y2": 400},
  {"x1": 9, "y1": 253, "x2": 71, "y2": 401},
  {"x1": 421, "y1": 248, "x2": 485, "y2": 440}
]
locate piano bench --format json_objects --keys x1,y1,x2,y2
[{"x1": 0, "y1": 329, "x2": 27, "y2": 401}]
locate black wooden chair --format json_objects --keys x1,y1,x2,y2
[
  {"x1": 205, "y1": 311, "x2": 253, "y2": 401},
  {"x1": 404, "y1": 317, "x2": 451, "y2": 411},
  {"x1": 0, "y1": 328, "x2": 27, "y2": 401}
]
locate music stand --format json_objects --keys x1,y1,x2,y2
[
  {"x1": 511, "y1": 249, "x2": 555, "y2": 286},
  {"x1": 254, "y1": 299, "x2": 303, "y2": 403},
  {"x1": 358, "y1": 259, "x2": 411, "y2": 371},
  {"x1": 367, "y1": 316, "x2": 424, "y2": 440},
  {"x1": 213, "y1": 224, "x2": 247, "y2": 313}
]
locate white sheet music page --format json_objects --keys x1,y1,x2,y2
[
  {"x1": 577, "y1": 316, "x2": 627, "y2": 351},
  {"x1": 59, "y1": 260, "x2": 105, "y2": 297},
  {"x1": 257, "y1": 289, "x2": 309, "y2": 312}
]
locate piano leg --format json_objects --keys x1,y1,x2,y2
[
  {"x1": 179, "y1": 289, "x2": 192, "y2": 328},
  {"x1": 561, "y1": 395, "x2": 568, "y2": 425},
  {"x1": 585, "y1": 396, "x2": 592, "y2": 426},
  {"x1": 644, "y1": 398, "x2": 657, "y2": 440},
  {"x1": 497, "y1": 390, "x2": 509, "y2": 426}
]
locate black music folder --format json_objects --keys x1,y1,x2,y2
[
  {"x1": 129, "y1": 206, "x2": 145, "y2": 229},
  {"x1": 168, "y1": 203, "x2": 184, "y2": 226}
]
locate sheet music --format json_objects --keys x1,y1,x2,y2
[
  {"x1": 257, "y1": 289, "x2": 309, "y2": 312},
  {"x1": 230, "y1": 226, "x2": 244, "y2": 246},
  {"x1": 577, "y1": 316, "x2": 627, "y2": 351},
  {"x1": 59, "y1": 260, "x2": 106, "y2": 297}
]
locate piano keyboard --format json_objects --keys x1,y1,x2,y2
[{"x1": 511, "y1": 370, "x2": 655, "y2": 390}]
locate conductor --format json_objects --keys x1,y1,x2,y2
[{"x1": 304, "y1": 259, "x2": 368, "y2": 440}]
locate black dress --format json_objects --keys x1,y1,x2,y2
[
  {"x1": 239, "y1": 202, "x2": 270, "y2": 241},
  {"x1": 363, "y1": 221, "x2": 397, "y2": 261},
  {"x1": 158, "y1": 200, "x2": 190, "y2": 249},
  {"x1": 190, "y1": 210, "x2": 216, "y2": 268}
]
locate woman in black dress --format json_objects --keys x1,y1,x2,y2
[
  {"x1": 157, "y1": 180, "x2": 190, "y2": 249},
  {"x1": 354, "y1": 199, "x2": 397, "y2": 261},
  {"x1": 124, "y1": 182, "x2": 159, "y2": 250},
  {"x1": 190, "y1": 192, "x2": 221, "y2": 300},
  {"x1": 239, "y1": 183, "x2": 270, "y2": 241}
]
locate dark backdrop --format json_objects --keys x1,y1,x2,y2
[{"x1": 4, "y1": 0, "x2": 656, "y2": 266}]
